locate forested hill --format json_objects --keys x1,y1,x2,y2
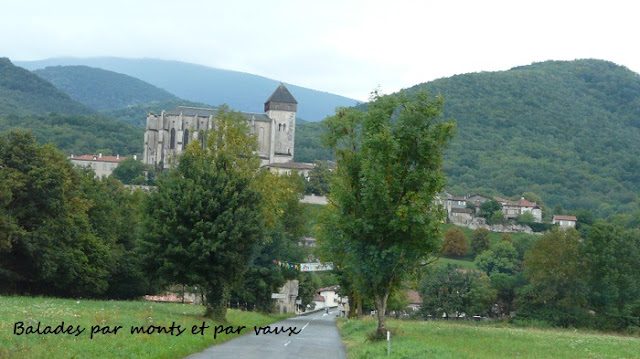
[
  {"x1": 33, "y1": 65, "x2": 179, "y2": 110},
  {"x1": 407, "y1": 59, "x2": 640, "y2": 216},
  {"x1": 0, "y1": 58, "x2": 142, "y2": 156},
  {"x1": 17, "y1": 57, "x2": 360, "y2": 121},
  {"x1": 0, "y1": 58, "x2": 91, "y2": 116}
]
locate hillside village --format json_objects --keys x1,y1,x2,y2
[{"x1": 444, "y1": 192, "x2": 577, "y2": 232}]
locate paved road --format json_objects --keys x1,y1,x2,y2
[{"x1": 185, "y1": 309, "x2": 347, "y2": 359}]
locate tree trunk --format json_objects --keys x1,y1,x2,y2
[
  {"x1": 348, "y1": 290, "x2": 356, "y2": 319},
  {"x1": 374, "y1": 291, "x2": 389, "y2": 338},
  {"x1": 204, "y1": 284, "x2": 228, "y2": 321},
  {"x1": 357, "y1": 294, "x2": 363, "y2": 319}
]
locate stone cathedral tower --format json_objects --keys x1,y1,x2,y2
[
  {"x1": 264, "y1": 83, "x2": 297, "y2": 163},
  {"x1": 143, "y1": 84, "x2": 298, "y2": 169}
]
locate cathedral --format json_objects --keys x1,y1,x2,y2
[{"x1": 143, "y1": 84, "x2": 298, "y2": 168}]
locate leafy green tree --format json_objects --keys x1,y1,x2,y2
[
  {"x1": 518, "y1": 228, "x2": 589, "y2": 327},
  {"x1": 442, "y1": 227, "x2": 469, "y2": 257},
  {"x1": 480, "y1": 200, "x2": 501, "y2": 219},
  {"x1": 515, "y1": 211, "x2": 535, "y2": 224},
  {"x1": 111, "y1": 158, "x2": 147, "y2": 185},
  {"x1": 420, "y1": 264, "x2": 495, "y2": 318},
  {"x1": 489, "y1": 272, "x2": 523, "y2": 316},
  {"x1": 474, "y1": 241, "x2": 520, "y2": 276},
  {"x1": 305, "y1": 160, "x2": 332, "y2": 196},
  {"x1": 488, "y1": 210, "x2": 506, "y2": 225},
  {"x1": 583, "y1": 223, "x2": 640, "y2": 330},
  {"x1": 230, "y1": 170, "x2": 309, "y2": 312},
  {"x1": 0, "y1": 131, "x2": 112, "y2": 296},
  {"x1": 500, "y1": 233, "x2": 513, "y2": 243},
  {"x1": 142, "y1": 106, "x2": 263, "y2": 320},
  {"x1": 319, "y1": 89, "x2": 454, "y2": 336},
  {"x1": 77, "y1": 172, "x2": 149, "y2": 299},
  {"x1": 466, "y1": 275, "x2": 498, "y2": 316},
  {"x1": 470, "y1": 228, "x2": 491, "y2": 256}
]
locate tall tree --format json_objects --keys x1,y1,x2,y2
[
  {"x1": 442, "y1": 227, "x2": 469, "y2": 257},
  {"x1": 470, "y1": 228, "x2": 491, "y2": 256},
  {"x1": 319, "y1": 89, "x2": 454, "y2": 336},
  {"x1": 0, "y1": 131, "x2": 112, "y2": 296},
  {"x1": 142, "y1": 106, "x2": 263, "y2": 320}
]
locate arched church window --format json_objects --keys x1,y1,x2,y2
[
  {"x1": 170, "y1": 128, "x2": 176, "y2": 149},
  {"x1": 199, "y1": 130, "x2": 205, "y2": 149},
  {"x1": 283, "y1": 124, "x2": 286, "y2": 131},
  {"x1": 183, "y1": 129, "x2": 189, "y2": 149}
]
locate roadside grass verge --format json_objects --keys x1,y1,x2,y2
[
  {"x1": 0, "y1": 295, "x2": 290, "y2": 359},
  {"x1": 337, "y1": 316, "x2": 640, "y2": 358}
]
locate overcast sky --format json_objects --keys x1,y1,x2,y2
[{"x1": 4, "y1": 0, "x2": 639, "y2": 101}]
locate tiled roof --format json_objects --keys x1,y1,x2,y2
[
  {"x1": 517, "y1": 198, "x2": 538, "y2": 207},
  {"x1": 265, "y1": 84, "x2": 298, "y2": 104},
  {"x1": 553, "y1": 215, "x2": 577, "y2": 221},
  {"x1": 318, "y1": 285, "x2": 340, "y2": 293},
  {"x1": 70, "y1": 155, "x2": 126, "y2": 163},
  {"x1": 406, "y1": 290, "x2": 423, "y2": 304}
]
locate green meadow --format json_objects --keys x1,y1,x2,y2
[
  {"x1": 0, "y1": 296, "x2": 289, "y2": 359},
  {"x1": 338, "y1": 316, "x2": 640, "y2": 358}
]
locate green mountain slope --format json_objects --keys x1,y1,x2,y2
[
  {"x1": 33, "y1": 65, "x2": 179, "y2": 110},
  {"x1": 296, "y1": 59, "x2": 640, "y2": 216},
  {"x1": 0, "y1": 113, "x2": 143, "y2": 156},
  {"x1": 17, "y1": 57, "x2": 359, "y2": 121},
  {"x1": 0, "y1": 58, "x2": 91, "y2": 116},
  {"x1": 409, "y1": 59, "x2": 640, "y2": 216},
  {"x1": 0, "y1": 59, "x2": 142, "y2": 156}
]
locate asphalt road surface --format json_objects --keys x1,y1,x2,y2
[{"x1": 185, "y1": 309, "x2": 347, "y2": 359}]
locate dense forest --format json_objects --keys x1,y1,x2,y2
[
  {"x1": 0, "y1": 58, "x2": 91, "y2": 116},
  {"x1": 0, "y1": 58, "x2": 142, "y2": 156},
  {"x1": 34, "y1": 65, "x2": 179, "y2": 110},
  {"x1": 297, "y1": 59, "x2": 640, "y2": 216}
]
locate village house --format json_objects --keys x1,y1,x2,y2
[
  {"x1": 495, "y1": 197, "x2": 542, "y2": 222},
  {"x1": 552, "y1": 215, "x2": 577, "y2": 228},
  {"x1": 68, "y1": 153, "x2": 129, "y2": 178},
  {"x1": 316, "y1": 285, "x2": 341, "y2": 309}
]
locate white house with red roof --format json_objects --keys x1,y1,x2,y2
[
  {"x1": 69, "y1": 153, "x2": 128, "y2": 178},
  {"x1": 552, "y1": 215, "x2": 577, "y2": 228},
  {"x1": 495, "y1": 196, "x2": 542, "y2": 222}
]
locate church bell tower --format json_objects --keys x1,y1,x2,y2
[{"x1": 264, "y1": 84, "x2": 297, "y2": 163}]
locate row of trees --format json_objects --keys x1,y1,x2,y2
[
  {"x1": 0, "y1": 107, "x2": 314, "y2": 321},
  {"x1": 421, "y1": 225, "x2": 640, "y2": 331}
]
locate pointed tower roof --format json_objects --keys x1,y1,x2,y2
[{"x1": 265, "y1": 83, "x2": 298, "y2": 104}]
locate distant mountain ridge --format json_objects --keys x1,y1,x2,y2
[
  {"x1": 34, "y1": 65, "x2": 179, "y2": 110},
  {"x1": 17, "y1": 57, "x2": 359, "y2": 121},
  {"x1": 0, "y1": 58, "x2": 91, "y2": 116}
]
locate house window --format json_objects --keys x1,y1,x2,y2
[
  {"x1": 183, "y1": 129, "x2": 189, "y2": 149},
  {"x1": 170, "y1": 129, "x2": 176, "y2": 149}
]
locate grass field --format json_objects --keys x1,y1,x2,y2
[
  {"x1": 338, "y1": 316, "x2": 640, "y2": 358},
  {"x1": 436, "y1": 257, "x2": 476, "y2": 270},
  {"x1": 0, "y1": 296, "x2": 290, "y2": 359}
]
